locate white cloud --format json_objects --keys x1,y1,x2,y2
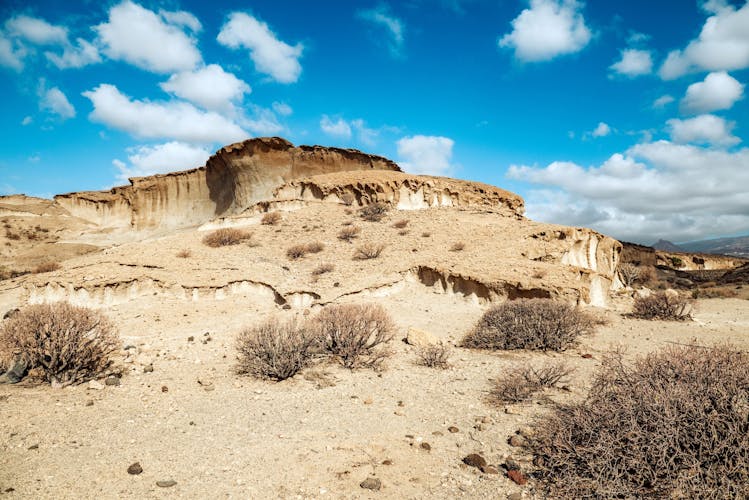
[
  {"x1": 40, "y1": 86, "x2": 75, "y2": 120},
  {"x1": 45, "y1": 38, "x2": 101, "y2": 69},
  {"x1": 320, "y1": 115, "x2": 352, "y2": 139},
  {"x1": 667, "y1": 114, "x2": 739, "y2": 147},
  {"x1": 158, "y1": 9, "x2": 202, "y2": 33},
  {"x1": 508, "y1": 141, "x2": 749, "y2": 242},
  {"x1": 610, "y1": 48, "x2": 652, "y2": 77},
  {"x1": 680, "y1": 71, "x2": 744, "y2": 114},
  {"x1": 21, "y1": 116, "x2": 32, "y2": 125},
  {"x1": 0, "y1": 34, "x2": 24, "y2": 70},
  {"x1": 653, "y1": 94, "x2": 675, "y2": 108},
  {"x1": 95, "y1": 1, "x2": 201, "y2": 73},
  {"x1": 241, "y1": 105, "x2": 284, "y2": 136},
  {"x1": 113, "y1": 141, "x2": 211, "y2": 183},
  {"x1": 591, "y1": 122, "x2": 611, "y2": 137},
  {"x1": 272, "y1": 101, "x2": 293, "y2": 116},
  {"x1": 82, "y1": 83, "x2": 247, "y2": 144},
  {"x1": 6, "y1": 15, "x2": 67, "y2": 45},
  {"x1": 357, "y1": 5, "x2": 405, "y2": 58},
  {"x1": 160, "y1": 64, "x2": 250, "y2": 112},
  {"x1": 658, "y1": 2, "x2": 749, "y2": 79},
  {"x1": 499, "y1": 0, "x2": 591, "y2": 62},
  {"x1": 396, "y1": 135, "x2": 455, "y2": 175},
  {"x1": 217, "y1": 12, "x2": 303, "y2": 84}
]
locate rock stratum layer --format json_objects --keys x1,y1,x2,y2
[{"x1": 54, "y1": 137, "x2": 401, "y2": 230}]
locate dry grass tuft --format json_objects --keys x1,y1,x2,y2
[
  {"x1": 312, "y1": 263, "x2": 334, "y2": 276},
  {"x1": 0, "y1": 302, "x2": 119, "y2": 386},
  {"x1": 526, "y1": 344, "x2": 749, "y2": 498},
  {"x1": 450, "y1": 242, "x2": 465, "y2": 252},
  {"x1": 176, "y1": 249, "x2": 191, "y2": 258},
  {"x1": 415, "y1": 343, "x2": 451, "y2": 369},
  {"x1": 202, "y1": 228, "x2": 251, "y2": 247},
  {"x1": 490, "y1": 361, "x2": 573, "y2": 404},
  {"x1": 338, "y1": 225, "x2": 361, "y2": 242},
  {"x1": 261, "y1": 211, "x2": 282, "y2": 225},
  {"x1": 353, "y1": 242, "x2": 384, "y2": 260},
  {"x1": 630, "y1": 292, "x2": 692, "y2": 320},
  {"x1": 33, "y1": 261, "x2": 60, "y2": 274},
  {"x1": 305, "y1": 241, "x2": 325, "y2": 254},
  {"x1": 287, "y1": 242, "x2": 325, "y2": 260},
  {"x1": 313, "y1": 303, "x2": 395, "y2": 369},
  {"x1": 462, "y1": 299, "x2": 594, "y2": 352},
  {"x1": 236, "y1": 318, "x2": 318, "y2": 381},
  {"x1": 392, "y1": 219, "x2": 409, "y2": 229},
  {"x1": 358, "y1": 202, "x2": 389, "y2": 222}
]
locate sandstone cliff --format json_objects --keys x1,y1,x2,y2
[
  {"x1": 54, "y1": 137, "x2": 401, "y2": 230},
  {"x1": 621, "y1": 241, "x2": 745, "y2": 270}
]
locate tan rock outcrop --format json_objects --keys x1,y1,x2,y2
[{"x1": 54, "y1": 137, "x2": 400, "y2": 230}]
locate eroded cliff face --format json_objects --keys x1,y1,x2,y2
[
  {"x1": 620, "y1": 241, "x2": 745, "y2": 270},
  {"x1": 55, "y1": 137, "x2": 401, "y2": 230}
]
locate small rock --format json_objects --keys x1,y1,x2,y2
[
  {"x1": 508, "y1": 435, "x2": 526, "y2": 447},
  {"x1": 27, "y1": 444, "x2": 39, "y2": 450},
  {"x1": 581, "y1": 353, "x2": 593, "y2": 359},
  {"x1": 481, "y1": 465, "x2": 499, "y2": 474},
  {"x1": 448, "y1": 426, "x2": 459, "y2": 433},
  {"x1": 462, "y1": 454, "x2": 487, "y2": 470},
  {"x1": 105, "y1": 376, "x2": 121, "y2": 386},
  {"x1": 359, "y1": 477, "x2": 381, "y2": 491},
  {"x1": 481, "y1": 416, "x2": 492, "y2": 424},
  {"x1": 187, "y1": 336, "x2": 194, "y2": 342},
  {"x1": 475, "y1": 423, "x2": 486, "y2": 432},
  {"x1": 161, "y1": 385, "x2": 169, "y2": 393},
  {"x1": 394, "y1": 411, "x2": 405, "y2": 416},
  {"x1": 507, "y1": 493, "x2": 523, "y2": 500},
  {"x1": 432, "y1": 431, "x2": 443, "y2": 436},
  {"x1": 88, "y1": 379, "x2": 104, "y2": 390},
  {"x1": 282, "y1": 304, "x2": 291, "y2": 310},
  {"x1": 507, "y1": 470, "x2": 527, "y2": 486},
  {"x1": 85, "y1": 400, "x2": 94, "y2": 407},
  {"x1": 363, "y1": 397, "x2": 373, "y2": 405},
  {"x1": 420, "y1": 442, "x2": 431, "y2": 451},
  {"x1": 504, "y1": 458, "x2": 521, "y2": 471},
  {"x1": 143, "y1": 364, "x2": 154, "y2": 373},
  {"x1": 127, "y1": 462, "x2": 143, "y2": 475},
  {"x1": 404, "y1": 327, "x2": 438, "y2": 347},
  {"x1": 156, "y1": 480, "x2": 177, "y2": 488},
  {"x1": 0, "y1": 356, "x2": 27, "y2": 384},
  {"x1": 381, "y1": 459, "x2": 393, "y2": 466}
]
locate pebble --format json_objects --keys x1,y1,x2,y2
[
  {"x1": 85, "y1": 400, "x2": 94, "y2": 407},
  {"x1": 143, "y1": 364, "x2": 154, "y2": 373},
  {"x1": 88, "y1": 380, "x2": 104, "y2": 390},
  {"x1": 504, "y1": 458, "x2": 521, "y2": 471},
  {"x1": 462, "y1": 454, "x2": 487, "y2": 469},
  {"x1": 381, "y1": 459, "x2": 393, "y2": 466},
  {"x1": 448, "y1": 426, "x2": 459, "y2": 433},
  {"x1": 161, "y1": 386, "x2": 169, "y2": 393},
  {"x1": 127, "y1": 462, "x2": 143, "y2": 475},
  {"x1": 156, "y1": 480, "x2": 177, "y2": 488},
  {"x1": 508, "y1": 435, "x2": 526, "y2": 447},
  {"x1": 420, "y1": 442, "x2": 431, "y2": 451},
  {"x1": 507, "y1": 493, "x2": 523, "y2": 500},
  {"x1": 105, "y1": 376, "x2": 121, "y2": 387},
  {"x1": 507, "y1": 470, "x2": 527, "y2": 486},
  {"x1": 359, "y1": 477, "x2": 381, "y2": 491},
  {"x1": 187, "y1": 336, "x2": 194, "y2": 342},
  {"x1": 482, "y1": 465, "x2": 499, "y2": 474}
]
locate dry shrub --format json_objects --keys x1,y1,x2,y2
[
  {"x1": 305, "y1": 241, "x2": 324, "y2": 254},
  {"x1": 286, "y1": 244, "x2": 308, "y2": 260},
  {"x1": 261, "y1": 211, "x2": 282, "y2": 225},
  {"x1": 693, "y1": 287, "x2": 738, "y2": 299},
  {"x1": 176, "y1": 249, "x2": 191, "y2": 258},
  {"x1": 339, "y1": 192, "x2": 355, "y2": 206},
  {"x1": 638, "y1": 265, "x2": 657, "y2": 284},
  {"x1": 0, "y1": 302, "x2": 119, "y2": 386},
  {"x1": 313, "y1": 304, "x2": 395, "y2": 369},
  {"x1": 33, "y1": 261, "x2": 60, "y2": 273},
  {"x1": 415, "y1": 343, "x2": 451, "y2": 369},
  {"x1": 312, "y1": 263, "x2": 334, "y2": 276},
  {"x1": 338, "y1": 225, "x2": 361, "y2": 242},
  {"x1": 630, "y1": 292, "x2": 691, "y2": 320},
  {"x1": 358, "y1": 202, "x2": 389, "y2": 222},
  {"x1": 490, "y1": 361, "x2": 573, "y2": 404},
  {"x1": 353, "y1": 242, "x2": 384, "y2": 260},
  {"x1": 450, "y1": 242, "x2": 465, "y2": 252},
  {"x1": 0, "y1": 266, "x2": 27, "y2": 281},
  {"x1": 526, "y1": 344, "x2": 749, "y2": 498},
  {"x1": 618, "y1": 262, "x2": 640, "y2": 287},
  {"x1": 392, "y1": 219, "x2": 409, "y2": 229},
  {"x1": 236, "y1": 318, "x2": 318, "y2": 381},
  {"x1": 202, "y1": 228, "x2": 251, "y2": 247},
  {"x1": 462, "y1": 299, "x2": 594, "y2": 352}
]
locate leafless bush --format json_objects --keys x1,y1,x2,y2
[
  {"x1": 462, "y1": 299, "x2": 594, "y2": 352},
  {"x1": 0, "y1": 266, "x2": 27, "y2": 281},
  {"x1": 618, "y1": 263, "x2": 640, "y2": 287},
  {"x1": 176, "y1": 249, "x2": 191, "y2": 258},
  {"x1": 0, "y1": 302, "x2": 119, "y2": 386},
  {"x1": 313, "y1": 304, "x2": 395, "y2": 369},
  {"x1": 526, "y1": 344, "x2": 749, "y2": 498},
  {"x1": 353, "y1": 242, "x2": 384, "y2": 260},
  {"x1": 202, "y1": 228, "x2": 251, "y2": 247},
  {"x1": 236, "y1": 318, "x2": 318, "y2": 381},
  {"x1": 286, "y1": 244, "x2": 308, "y2": 260},
  {"x1": 305, "y1": 241, "x2": 324, "y2": 254},
  {"x1": 450, "y1": 242, "x2": 465, "y2": 252},
  {"x1": 490, "y1": 361, "x2": 573, "y2": 404},
  {"x1": 415, "y1": 343, "x2": 451, "y2": 369},
  {"x1": 338, "y1": 225, "x2": 361, "y2": 242},
  {"x1": 392, "y1": 219, "x2": 409, "y2": 229},
  {"x1": 312, "y1": 263, "x2": 334, "y2": 276},
  {"x1": 261, "y1": 211, "x2": 282, "y2": 225},
  {"x1": 358, "y1": 202, "x2": 389, "y2": 222},
  {"x1": 630, "y1": 292, "x2": 692, "y2": 320},
  {"x1": 339, "y1": 192, "x2": 355, "y2": 206},
  {"x1": 33, "y1": 261, "x2": 60, "y2": 274}
]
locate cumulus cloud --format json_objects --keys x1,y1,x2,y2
[
  {"x1": 113, "y1": 141, "x2": 211, "y2": 183},
  {"x1": 45, "y1": 38, "x2": 101, "y2": 69},
  {"x1": 396, "y1": 135, "x2": 455, "y2": 175},
  {"x1": 499, "y1": 0, "x2": 591, "y2": 62},
  {"x1": 508, "y1": 141, "x2": 749, "y2": 242},
  {"x1": 357, "y1": 5, "x2": 405, "y2": 58},
  {"x1": 667, "y1": 114, "x2": 740, "y2": 147},
  {"x1": 680, "y1": 71, "x2": 744, "y2": 114},
  {"x1": 82, "y1": 83, "x2": 247, "y2": 144},
  {"x1": 591, "y1": 122, "x2": 611, "y2": 137},
  {"x1": 6, "y1": 15, "x2": 67, "y2": 44},
  {"x1": 95, "y1": 1, "x2": 201, "y2": 73},
  {"x1": 320, "y1": 115, "x2": 352, "y2": 139},
  {"x1": 319, "y1": 116, "x2": 382, "y2": 145},
  {"x1": 217, "y1": 12, "x2": 302, "y2": 84},
  {"x1": 0, "y1": 33, "x2": 24, "y2": 70},
  {"x1": 653, "y1": 94, "x2": 675, "y2": 108},
  {"x1": 40, "y1": 86, "x2": 75, "y2": 120},
  {"x1": 158, "y1": 9, "x2": 202, "y2": 33},
  {"x1": 272, "y1": 101, "x2": 293, "y2": 116},
  {"x1": 160, "y1": 64, "x2": 250, "y2": 112},
  {"x1": 659, "y1": 2, "x2": 749, "y2": 79},
  {"x1": 610, "y1": 48, "x2": 653, "y2": 77},
  {"x1": 241, "y1": 105, "x2": 284, "y2": 136}
]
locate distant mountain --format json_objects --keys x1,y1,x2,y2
[
  {"x1": 651, "y1": 239, "x2": 685, "y2": 252},
  {"x1": 679, "y1": 235, "x2": 749, "y2": 258}
]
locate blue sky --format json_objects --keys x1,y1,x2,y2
[{"x1": 1, "y1": 0, "x2": 748, "y2": 244}]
